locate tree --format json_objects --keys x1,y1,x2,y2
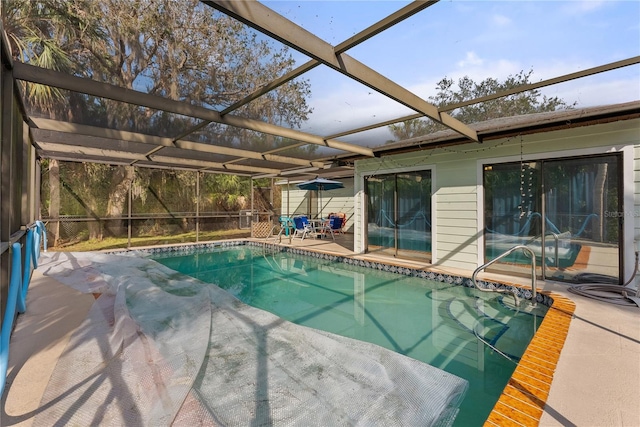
[
  {"x1": 3, "y1": 0, "x2": 92, "y2": 116},
  {"x1": 388, "y1": 70, "x2": 575, "y2": 141},
  {"x1": 5, "y1": 0, "x2": 313, "y2": 240}
]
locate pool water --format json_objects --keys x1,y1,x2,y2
[{"x1": 151, "y1": 246, "x2": 547, "y2": 426}]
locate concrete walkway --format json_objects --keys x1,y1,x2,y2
[
  {"x1": 1, "y1": 272, "x2": 95, "y2": 426},
  {"x1": 1, "y1": 241, "x2": 639, "y2": 426},
  {"x1": 537, "y1": 281, "x2": 639, "y2": 426}
]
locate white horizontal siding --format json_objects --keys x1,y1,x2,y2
[
  {"x1": 281, "y1": 188, "x2": 308, "y2": 217},
  {"x1": 281, "y1": 179, "x2": 355, "y2": 232},
  {"x1": 434, "y1": 165, "x2": 479, "y2": 270},
  {"x1": 438, "y1": 193, "x2": 478, "y2": 202},
  {"x1": 436, "y1": 218, "x2": 477, "y2": 229},
  {"x1": 437, "y1": 256, "x2": 480, "y2": 271},
  {"x1": 437, "y1": 210, "x2": 479, "y2": 220},
  {"x1": 438, "y1": 233, "x2": 480, "y2": 245},
  {"x1": 354, "y1": 118, "x2": 639, "y2": 273},
  {"x1": 437, "y1": 240, "x2": 477, "y2": 254},
  {"x1": 438, "y1": 202, "x2": 477, "y2": 213},
  {"x1": 436, "y1": 226, "x2": 480, "y2": 237}
]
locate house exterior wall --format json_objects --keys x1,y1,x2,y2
[
  {"x1": 279, "y1": 183, "x2": 309, "y2": 217},
  {"x1": 278, "y1": 178, "x2": 355, "y2": 231},
  {"x1": 355, "y1": 118, "x2": 640, "y2": 278}
]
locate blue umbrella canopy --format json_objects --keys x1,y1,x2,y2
[
  {"x1": 296, "y1": 177, "x2": 344, "y2": 191},
  {"x1": 296, "y1": 178, "x2": 344, "y2": 218}
]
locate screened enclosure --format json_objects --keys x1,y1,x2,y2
[
  {"x1": 1, "y1": 0, "x2": 638, "y2": 321},
  {"x1": 40, "y1": 160, "x2": 280, "y2": 249}
]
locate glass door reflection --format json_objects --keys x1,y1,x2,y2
[{"x1": 366, "y1": 170, "x2": 432, "y2": 261}]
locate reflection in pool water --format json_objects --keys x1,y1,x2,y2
[{"x1": 153, "y1": 245, "x2": 548, "y2": 427}]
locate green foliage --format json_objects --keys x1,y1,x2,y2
[
  {"x1": 388, "y1": 70, "x2": 576, "y2": 141},
  {"x1": 201, "y1": 173, "x2": 249, "y2": 211},
  {"x1": 4, "y1": 0, "x2": 312, "y2": 131},
  {"x1": 6, "y1": 0, "x2": 314, "y2": 236},
  {"x1": 50, "y1": 229, "x2": 251, "y2": 252},
  {"x1": 3, "y1": 0, "x2": 80, "y2": 112}
]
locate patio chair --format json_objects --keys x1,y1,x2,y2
[
  {"x1": 293, "y1": 216, "x2": 314, "y2": 240},
  {"x1": 277, "y1": 216, "x2": 295, "y2": 238},
  {"x1": 330, "y1": 213, "x2": 347, "y2": 234},
  {"x1": 321, "y1": 216, "x2": 342, "y2": 240}
]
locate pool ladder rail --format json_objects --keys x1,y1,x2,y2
[
  {"x1": 471, "y1": 243, "x2": 539, "y2": 365},
  {"x1": 472, "y1": 244, "x2": 538, "y2": 308}
]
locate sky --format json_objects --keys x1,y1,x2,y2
[{"x1": 259, "y1": 1, "x2": 640, "y2": 144}]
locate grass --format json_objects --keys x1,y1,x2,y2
[{"x1": 50, "y1": 229, "x2": 252, "y2": 252}]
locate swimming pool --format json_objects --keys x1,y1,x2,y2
[{"x1": 150, "y1": 243, "x2": 549, "y2": 426}]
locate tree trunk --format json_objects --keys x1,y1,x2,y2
[
  {"x1": 106, "y1": 166, "x2": 134, "y2": 237},
  {"x1": 87, "y1": 198, "x2": 103, "y2": 241}
]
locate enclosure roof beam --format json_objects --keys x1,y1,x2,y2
[
  {"x1": 149, "y1": 155, "x2": 281, "y2": 174},
  {"x1": 36, "y1": 142, "x2": 151, "y2": 162},
  {"x1": 13, "y1": 62, "x2": 374, "y2": 157},
  {"x1": 31, "y1": 117, "x2": 325, "y2": 168},
  {"x1": 36, "y1": 140, "x2": 281, "y2": 175},
  {"x1": 180, "y1": 1, "x2": 439, "y2": 170},
  {"x1": 437, "y1": 55, "x2": 640, "y2": 112},
  {"x1": 325, "y1": 114, "x2": 423, "y2": 140},
  {"x1": 324, "y1": 55, "x2": 640, "y2": 139},
  {"x1": 31, "y1": 117, "x2": 176, "y2": 146},
  {"x1": 174, "y1": 140, "x2": 325, "y2": 168},
  {"x1": 39, "y1": 151, "x2": 252, "y2": 175},
  {"x1": 177, "y1": 1, "x2": 436, "y2": 142},
  {"x1": 205, "y1": 0, "x2": 479, "y2": 142},
  {"x1": 218, "y1": 0, "x2": 437, "y2": 116}
]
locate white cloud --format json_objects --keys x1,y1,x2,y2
[
  {"x1": 492, "y1": 14, "x2": 512, "y2": 27},
  {"x1": 302, "y1": 85, "x2": 414, "y2": 137},
  {"x1": 456, "y1": 51, "x2": 484, "y2": 68},
  {"x1": 452, "y1": 55, "x2": 522, "y2": 83},
  {"x1": 305, "y1": 53, "x2": 525, "y2": 134},
  {"x1": 541, "y1": 74, "x2": 640, "y2": 107},
  {"x1": 302, "y1": 51, "x2": 638, "y2": 139},
  {"x1": 302, "y1": 72, "x2": 638, "y2": 147},
  {"x1": 562, "y1": 0, "x2": 607, "y2": 15}
]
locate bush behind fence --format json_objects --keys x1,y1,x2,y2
[{"x1": 42, "y1": 211, "x2": 275, "y2": 249}]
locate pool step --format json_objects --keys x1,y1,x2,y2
[{"x1": 446, "y1": 297, "x2": 542, "y2": 360}]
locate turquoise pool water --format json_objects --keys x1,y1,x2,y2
[{"x1": 151, "y1": 246, "x2": 547, "y2": 426}]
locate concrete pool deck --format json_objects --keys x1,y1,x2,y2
[{"x1": 1, "y1": 238, "x2": 639, "y2": 426}]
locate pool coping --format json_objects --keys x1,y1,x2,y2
[{"x1": 114, "y1": 239, "x2": 575, "y2": 426}]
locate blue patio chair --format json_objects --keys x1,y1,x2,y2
[
  {"x1": 321, "y1": 216, "x2": 342, "y2": 240},
  {"x1": 333, "y1": 213, "x2": 347, "y2": 234},
  {"x1": 293, "y1": 216, "x2": 313, "y2": 240}
]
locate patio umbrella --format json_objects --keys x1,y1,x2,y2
[{"x1": 296, "y1": 177, "x2": 344, "y2": 218}]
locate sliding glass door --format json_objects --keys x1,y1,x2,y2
[
  {"x1": 542, "y1": 156, "x2": 621, "y2": 282},
  {"x1": 484, "y1": 154, "x2": 622, "y2": 283},
  {"x1": 365, "y1": 170, "x2": 432, "y2": 261}
]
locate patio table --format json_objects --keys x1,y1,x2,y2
[{"x1": 309, "y1": 218, "x2": 331, "y2": 238}]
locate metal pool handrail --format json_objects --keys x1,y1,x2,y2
[
  {"x1": 472, "y1": 244, "x2": 538, "y2": 307},
  {"x1": 0, "y1": 221, "x2": 47, "y2": 397}
]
